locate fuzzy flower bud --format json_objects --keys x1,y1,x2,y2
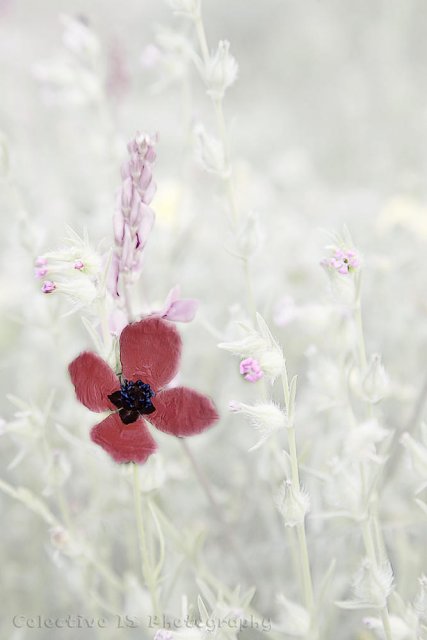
[
  {"x1": 219, "y1": 313, "x2": 284, "y2": 381},
  {"x1": 343, "y1": 419, "x2": 390, "y2": 464},
  {"x1": 205, "y1": 41, "x2": 238, "y2": 100},
  {"x1": 276, "y1": 480, "x2": 310, "y2": 527},
  {"x1": 338, "y1": 559, "x2": 394, "y2": 609},
  {"x1": 229, "y1": 401, "x2": 286, "y2": 450},
  {"x1": 194, "y1": 124, "x2": 228, "y2": 177},
  {"x1": 42, "y1": 280, "x2": 56, "y2": 294},
  {"x1": 361, "y1": 354, "x2": 390, "y2": 404}
]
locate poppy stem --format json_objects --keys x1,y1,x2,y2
[{"x1": 132, "y1": 462, "x2": 161, "y2": 619}]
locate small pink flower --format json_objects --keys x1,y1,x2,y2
[
  {"x1": 74, "y1": 259, "x2": 85, "y2": 270},
  {"x1": 34, "y1": 267, "x2": 48, "y2": 278},
  {"x1": 239, "y1": 357, "x2": 263, "y2": 382},
  {"x1": 35, "y1": 256, "x2": 47, "y2": 267},
  {"x1": 321, "y1": 248, "x2": 360, "y2": 275},
  {"x1": 42, "y1": 280, "x2": 56, "y2": 294}
]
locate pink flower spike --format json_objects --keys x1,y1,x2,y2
[
  {"x1": 239, "y1": 357, "x2": 263, "y2": 382},
  {"x1": 34, "y1": 267, "x2": 48, "y2": 278},
  {"x1": 42, "y1": 280, "x2": 56, "y2": 294},
  {"x1": 74, "y1": 260, "x2": 85, "y2": 270},
  {"x1": 35, "y1": 256, "x2": 47, "y2": 267}
]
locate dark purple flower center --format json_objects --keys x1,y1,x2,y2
[{"x1": 108, "y1": 379, "x2": 156, "y2": 425}]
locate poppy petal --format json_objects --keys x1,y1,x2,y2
[
  {"x1": 148, "y1": 387, "x2": 219, "y2": 437},
  {"x1": 91, "y1": 413, "x2": 157, "y2": 463},
  {"x1": 120, "y1": 317, "x2": 182, "y2": 390},
  {"x1": 69, "y1": 352, "x2": 119, "y2": 412}
]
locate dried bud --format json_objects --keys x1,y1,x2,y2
[
  {"x1": 205, "y1": 41, "x2": 238, "y2": 100},
  {"x1": 194, "y1": 124, "x2": 228, "y2": 177},
  {"x1": 276, "y1": 480, "x2": 310, "y2": 527}
]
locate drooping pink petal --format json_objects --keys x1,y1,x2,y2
[
  {"x1": 91, "y1": 413, "x2": 157, "y2": 463},
  {"x1": 68, "y1": 352, "x2": 119, "y2": 412},
  {"x1": 120, "y1": 317, "x2": 182, "y2": 390},
  {"x1": 153, "y1": 285, "x2": 198, "y2": 323},
  {"x1": 164, "y1": 298, "x2": 198, "y2": 323},
  {"x1": 148, "y1": 386, "x2": 218, "y2": 437}
]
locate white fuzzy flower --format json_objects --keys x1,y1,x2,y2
[
  {"x1": 219, "y1": 313, "x2": 284, "y2": 380},
  {"x1": 229, "y1": 401, "x2": 286, "y2": 451},
  {"x1": 36, "y1": 228, "x2": 105, "y2": 312},
  {"x1": 276, "y1": 480, "x2": 310, "y2": 527},
  {"x1": 204, "y1": 41, "x2": 238, "y2": 100},
  {"x1": 276, "y1": 595, "x2": 310, "y2": 637},
  {"x1": 361, "y1": 354, "x2": 390, "y2": 404},
  {"x1": 343, "y1": 419, "x2": 390, "y2": 464},
  {"x1": 338, "y1": 559, "x2": 394, "y2": 609},
  {"x1": 194, "y1": 124, "x2": 228, "y2": 177}
]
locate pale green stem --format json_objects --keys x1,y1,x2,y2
[
  {"x1": 132, "y1": 463, "x2": 161, "y2": 619},
  {"x1": 281, "y1": 372, "x2": 314, "y2": 612},
  {"x1": 354, "y1": 276, "x2": 393, "y2": 640}
]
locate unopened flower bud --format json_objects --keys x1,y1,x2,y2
[
  {"x1": 42, "y1": 280, "x2": 56, "y2": 294},
  {"x1": 205, "y1": 40, "x2": 238, "y2": 100},
  {"x1": 362, "y1": 354, "x2": 390, "y2": 404},
  {"x1": 276, "y1": 480, "x2": 310, "y2": 527},
  {"x1": 194, "y1": 124, "x2": 227, "y2": 177}
]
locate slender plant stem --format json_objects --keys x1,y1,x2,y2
[
  {"x1": 281, "y1": 372, "x2": 314, "y2": 612},
  {"x1": 353, "y1": 277, "x2": 393, "y2": 640},
  {"x1": 132, "y1": 463, "x2": 161, "y2": 619}
]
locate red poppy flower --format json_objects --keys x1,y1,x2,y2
[{"x1": 68, "y1": 317, "x2": 218, "y2": 463}]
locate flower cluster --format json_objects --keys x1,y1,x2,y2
[
  {"x1": 109, "y1": 132, "x2": 157, "y2": 297},
  {"x1": 321, "y1": 247, "x2": 360, "y2": 275},
  {"x1": 34, "y1": 228, "x2": 103, "y2": 312}
]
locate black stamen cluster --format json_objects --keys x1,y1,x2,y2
[{"x1": 108, "y1": 379, "x2": 156, "y2": 425}]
